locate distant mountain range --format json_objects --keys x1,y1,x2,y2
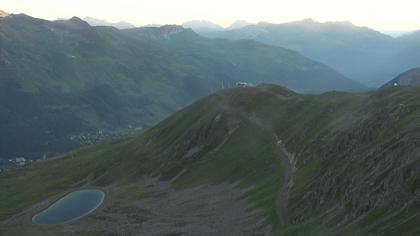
[
  {"x1": 182, "y1": 20, "x2": 251, "y2": 33},
  {"x1": 193, "y1": 19, "x2": 420, "y2": 87},
  {"x1": 227, "y1": 20, "x2": 251, "y2": 30},
  {"x1": 182, "y1": 20, "x2": 224, "y2": 33},
  {"x1": 83, "y1": 17, "x2": 135, "y2": 29},
  {"x1": 0, "y1": 13, "x2": 361, "y2": 160},
  {"x1": 2, "y1": 12, "x2": 420, "y2": 236}
]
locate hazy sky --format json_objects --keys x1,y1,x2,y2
[{"x1": 2, "y1": 0, "x2": 420, "y2": 31}]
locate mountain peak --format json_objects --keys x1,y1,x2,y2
[
  {"x1": 227, "y1": 20, "x2": 251, "y2": 30},
  {"x1": 183, "y1": 20, "x2": 223, "y2": 33},
  {"x1": 57, "y1": 16, "x2": 91, "y2": 29},
  {"x1": 0, "y1": 10, "x2": 10, "y2": 19},
  {"x1": 83, "y1": 17, "x2": 135, "y2": 29},
  {"x1": 130, "y1": 24, "x2": 197, "y2": 40},
  {"x1": 68, "y1": 16, "x2": 87, "y2": 24}
]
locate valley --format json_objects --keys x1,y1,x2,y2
[
  {"x1": 1, "y1": 7, "x2": 420, "y2": 235},
  {"x1": 200, "y1": 19, "x2": 420, "y2": 87},
  {"x1": 0, "y1": 14, "x2": 363, "y2": 163}
]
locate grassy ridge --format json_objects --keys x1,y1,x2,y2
[
  {"x1": 1, "y1": 85, "x2": 420, "y2": 235},
  {"x1": 0, "y1": 88, "x2": 284, "y2": 231}
]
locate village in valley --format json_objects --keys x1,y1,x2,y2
[
  {"x1": 0, "y1": 83, "x2": 254, "y2": 173},
  {"x1": 0, "y1": 155, "x2": 45, "y2": 173},
  {"x1": 0, "y1": 127, "x2": 142, "y2": 172}
]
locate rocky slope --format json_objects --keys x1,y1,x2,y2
[{"x1": 1, "y1": 84, "x2": 419, "y2": 235}]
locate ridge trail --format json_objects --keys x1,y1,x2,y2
[{"x1": 247, "y1": 115, "x2": 296, "y2": 235}]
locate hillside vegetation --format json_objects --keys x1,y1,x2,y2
[
  {"x1": 1, "y1": 84, "x2": 419, "y2": 235},
  {"x1": 0, "y1": 14, "x2": 362, "y2": 160}
]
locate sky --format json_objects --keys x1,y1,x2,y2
[{"x1": 2, "y1": 0, "x2": 420, "y2": 32}]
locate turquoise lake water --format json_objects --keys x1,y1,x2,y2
[{"x1": 32, "y1": 189, "x2": 105, "y2": 225}]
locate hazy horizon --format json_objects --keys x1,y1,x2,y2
[
  {"x1": 0, "y1": 11, "x2": 415, "y2": 37},
  {"x1": 2, "y1": 0, "x2": 420, "y2": 33}
]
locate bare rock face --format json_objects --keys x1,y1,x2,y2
[{"x1": 0, "y1": 10, "x2": 10, "y2": 19}]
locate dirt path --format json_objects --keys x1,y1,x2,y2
[
  {"x1": 272, "y1": 133, "x2": 295, "y2": 234},
  {"x1": 248, "y1": 115, "x2": 295, "y2": 235}
]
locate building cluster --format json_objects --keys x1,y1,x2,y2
[
  {"x1": 1, "y1": 127, "x2": 143, "y2": 172},
  {"x1": 236, "y1": 82, "x2": 254, "y2": 87},
  {"x1": 68, "y1": 129, "x2": 137, "y2": 146},
  {"x1": 68, "y1": 131, "x2": 108, "y2": 145},
  {"x1": 8, "y1": 157, "x2": 33, "y2": 167}
]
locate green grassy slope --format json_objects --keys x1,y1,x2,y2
[
  {"x1": 1, "y1": 85, "x2": 419, "y2": 235},
  {"x1": 0, "y1": 86, "x2": 286, "y2": 235}
]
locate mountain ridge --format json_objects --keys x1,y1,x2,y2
[
  {"x1": 0, "y1": 13, "x2": 362, "y2": 161},
  {"x1": 201, "y1": 19, "x2": 420, "y2": 87},
  {"x1": 1, "y1": 84, "x2": 420, "y2": 235},
  {"x1": 83, "y1": 16, "x2": 135, "y2": 29},
  {"x1": 182, "y1": 20, "x2": 224, "y2": 33}
]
